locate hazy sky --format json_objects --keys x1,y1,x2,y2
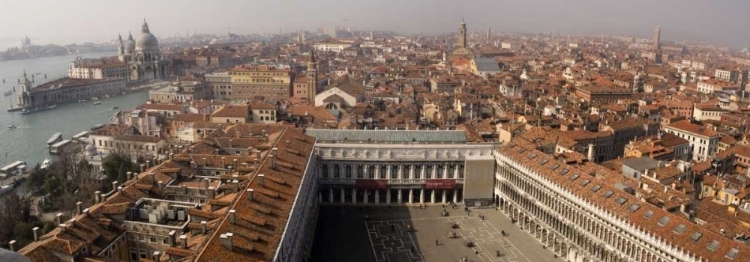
[{"x1": 1, "y1": 0, "x2": 749, "y2": 49}]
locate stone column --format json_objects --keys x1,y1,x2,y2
[
  {"x1": 398, "y1": 165, "x2": 403, "y2": 179},
  {"x1": 375, "y1": 190, "x2": 380, "y2": 204},
  {"x1": 453, "y1": 189, "x2": 459, "y2": 203},
  {"x1": 432, "y1": 165, "x2": 438, "y2": 178},
  {"x1": 364, "y1": 190, "x2": 369, "y2": 204},
  {"x1": 375, "y1": 165, "x2": 380, "y2": 179},
  {"x1": 442, "y1": 166, "x2": 448, "y2": 179},
  {"x1": 409, "y1": 189, "x2": 414, "y2": 204},
  {"x1": 410, "y1": 165, "x2": 415, "y2": 179},
  {"x1": 329, "y1": 189, "x2": 334, "y2": 203},
  {"x1": 386, "y1": 189, "x2": 391, "y2": 205},
  {"x1": 442, "y1": 189, "x2": 447, "y2": 203},
  {"x1": 397, "y1": 189, "x2": 402, "y2": 204},
  {"x1": 363, "y1": 164, "x2": 369, "y2": 178},
  {"x1": 431, "y1": 190, "x2": 436, "y2": 203},
  {"x1": 352, "y1": 188, "x2": 357, "y2": 204},
  {"x1": 420, "y1": 166, "x2": 425, "y2": 179},
  {"x1": 420, "y1": 189, "x2": 425, "y2": 204}
]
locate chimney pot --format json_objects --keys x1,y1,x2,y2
[
  {"x1": 158, "y1": 181, "x2": 163, "y2": 190},
  {"x1": 270, "y1": 155, "x2": 276, "y2": 169},
  {"x1": 55, "y1": 213, "x2": 64, "y2": 225},
  {"x1": 233, "y1": 158, "x2": 238, "y2": 169},
  {"x1": 76, "y1": 201, "x2": 83, "y2": 215},
  {"x1": 146, "y1": 160, "x2": 151, "y2": 168},
  {"x1": 9, "y1": 240, "x2": 16, "y2": 252},
  {"x1": 32, "y1": 227, "x2": 39, "y2": 241},
  {"x1": 258, "y1": 174, "x2": 265, "y2": 187},
  {"x1": 179, "y1": 235, "x2": 188, "y2": 249},
  {"x1": 201, "y1": 221, "x2": 207, "y2": 235},
  {"x1": 140, "y1": 164, "x2": 146, "y2": 173},
  {"x1": 152, "y1": 251, "x2": 161, "y2": 261},
  {"x1": 168, "y1": 230, "x2": 176, "y2": 247},
  {"x1": 112, "y1": 181, "x2": 118, "y2": 192},
  {"x1": 229, "y1": 209, "x2": 236, "y2": 224},
  {"x1": 247, "y1": 188, "x2": 254, "y2": 201},
  {"x1": 126, "y1": 171, "x2": 133, "y2": 180},
  {"x1": 117, "y1": 186, "x2": 123, "y2": 193},
  {"x1": 94, "y1": 191, "x2": 101, "y2": 203},
  {"x1": 82, "y1": 208, "x2": 89, "y2": 216}
]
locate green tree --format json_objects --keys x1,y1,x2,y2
[
  {"x1": 44, "y1": 177, "x2": 61, "y2": 196},
  {"x1": 12, "y1": 222, "x2": 33, "y2": 242}
]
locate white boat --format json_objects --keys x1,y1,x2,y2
[
  {"x1": 41, "y1": 159, "x2": 51, "y2": 169},
  {"x1": 93, "y1": 101, "x2": 102, "y2": 105},
  {"x1": 7, "y1": 125, "x2": 16, "y2": 129},
  {"x1": 0, "y1": 184, "x2": 15, "y2": 195},
  {"x1": 47, "y1": 133, "x2": 62, "y2": 146}
]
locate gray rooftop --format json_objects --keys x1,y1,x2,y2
[
  {"x1": 475, "y1": 58, "x2": 500, "y2": 72},
  {"x1": 304, "y1": 129, "x2": 469, "y2": 143},
  {"x1": 622, "y1": 157, "x2": 661, "y2": 171}
]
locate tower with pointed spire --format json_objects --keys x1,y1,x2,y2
[
  {"x1": 458, "y1": 18, "x2": 468, "y2": 48},
  {"x1": 306, "y1": 51, "x2": 319, "y2": 102}
]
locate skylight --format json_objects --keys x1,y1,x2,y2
[
  {"x1": 673, "y1": 224, "x2": 687, "y2": 235},
  {"x1": 579, "y1": 179, "x2": 590, "y2": 186},
  {"x1": 569, "y1": 174, "x2": 580, "y2": 181},
  {"x1": 559, "y1": 168, "x2": 569, "y2": 175},
  {"x1": 591, "y1": 185, "x2": 602, "y2": 192},
  {"x1": 657, "y1": 216, "x2": 670, "y2": 227},
  {"x1": 540, "y1": 159, "x2": 549, "y2": 165},
  {"x1": 725, "y1": 248, "x2": 739, "y2": 259},
  {"x1": 644, "y1": 210, "x2": 654, "y2": 219},
  {"x1": 603, "y1": 190, "x2": 614, "y2": 198},
  {"x1": 528, "y1": 153, "x2": 537, "y2": 159},
  {"x1": 517, "y1": 147, "x2": 526, "y2": 153},
  {"x1": 707, "y1": 240, "x2": 720, "y2": 251},
  {"x1": 690, "y1": 232, "x2": 703, "y2": 242},
  {"x1": 628, "y1": 203, "x2": 640, "y2": 212},
  {"x1": 550, "y1": 164, "x2": 560, "y2": 170},
  {"x1": 615, "y1": 197, "x2": 627, "y2": 205}
]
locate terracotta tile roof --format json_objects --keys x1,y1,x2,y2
[
  {"x1": 212, "y1": 105, "x2": 250, "y2": 118},
  {"x1": 667, "y1": 121, "x2": 719, "y2": 137},
  {"x1": 497, "y1": 142, "x2": 750, "y2": 261},
  {"x1": 195, "y1": 127, "x2": 316, "y2": 262}
]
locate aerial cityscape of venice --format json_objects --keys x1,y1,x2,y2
[{"x1": 0, "y1": 1, "x2": 750, "y2": 261}]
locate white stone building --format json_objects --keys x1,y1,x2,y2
[{"x1": 664, "y1": 121, "x2": 721, "y2": 162}]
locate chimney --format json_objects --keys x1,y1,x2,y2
[
  {"x1": 146, "y1": 160, "x2": 151, "y2": 168},
  {"x1": 270, "y1": 155, "x2": 276, "y2": 169},
  {"x1": 169, "y1": 153, "x2": 174, "y2": 160},
  {"x1": 101, "y1": 193, "x2": 107, "y2": 203},
  {"x1": 118, "y1": 186, "x2": 123, "y2": 193},
  {"x1": 220, "y1": 233, "x2": 233, "y2": 251},
  {"x1": 55, "y1": 213, "x2": 63, "y2": 225},
  {"x1": 140, "y1": 164, "x2": 146, "y2": 173},
  {"x1": 94, "y1": 191, "x2": 101, "y2": 203},
  {"x1": 258, "y1": 174, "x2": 265, "y2": 187},
  {"x1": 82, "y1": 208, "x2": 89, "y2": 216},
  {"x1": 158, "y1": 181, "x2": 163, "y2": 190},
  {"x1": 152, "y1": 251, "x2": 161, "y2": 261},
  {"x1": 256, "y1": 149, "x2": 261, "y2": 159},
  {"x1": 112, "y1": 181, "x2": 118, "y2": 192},
  {"x1": 180, "y1": 234, "x2": 188, "y2": 249},
  {"x1": 150, "y1": 172, "x2": 156, "y2": 185},
  {"x1": 229, "y1": 209, "x2": 236, "y2": 224},
  {"x1": 201, "y1": 221, "x2": 207, "y2": 235},
  {"x1": 32, "y1": 227, "x2": 39, "y2": 241},
  {"x1": 221, "y1": 157, "x2": 226, "y2": 168},
  {"x1": 9, "y1": 240, "x2": 16, "y2": 252},
  {"x1": 233, "y1": 159, "x2": 238, "y2": 169},
  {"x1": 247, "y1": 188, "x2": 254, "y2": 201},
  {"x1": 168, "y1": 230, "x2": 176, "y2": 247},
  {"x1": 126, "y1": 171, "x2": 133, "y2": 181},
  {"x1": 76, "y1": 201, "x2": 83, "y2": 215},
  {"x1": 587, "y1": 144, "x2": 595, "y2": 162}
]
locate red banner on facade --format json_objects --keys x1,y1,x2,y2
[
  {"x1": 355, "y1": 179, "x2": 388, "y2": 190},
  {"x1": 425, "y1": 179, "x2": 456, "y2": 189}
]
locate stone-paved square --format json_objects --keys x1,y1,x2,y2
[{"x1": 311, "y1": 205, "x2": 559, "y2": 262}]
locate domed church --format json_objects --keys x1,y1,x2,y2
[{"x1": 116, "y1": 19, "x2": 169, "y2": 82}]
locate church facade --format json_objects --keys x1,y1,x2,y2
[{"x1": 116, "y1": 20, "x2": 170, "y2": 82}]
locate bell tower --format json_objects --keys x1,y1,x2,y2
[
  {"x1": 458, "y1": 18, "x2": 467, "y2": 48},
  {"x1": 306, "y1": 51, "x2": 318, "y2": 103}
]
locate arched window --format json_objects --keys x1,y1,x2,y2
[
  {"x1": 333, "y1": 165, "x2": 340, "y2": 178},
  {"x1": 345, "y1": 165, "x2": 352, "y2": 179},
  {"x1": 458, "y1": 164, "x2": 464, "y2": 179},
  {"x1": 368, "y1": 166, "x2": 375, "y2": 179},
  {"x1": 321, "y1": 164, "x2": 328, "y2": 178},
  {"x1": 391, "y1": 165, "x2": 398, "y2": 179},
  {"x1": 357, "y1": 165, "x2": 363, "y2": 179}
]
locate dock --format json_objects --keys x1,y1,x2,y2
[
  {"x1": 46, "y1": 133, "x2": 63, "y2": 147},
  {"x1": 49, "y1": 140, "x2": 72, "y2": 154}
]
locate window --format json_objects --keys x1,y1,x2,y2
[
  {"x1": 550, "y1": 164, "x2": 560, "y2": 170},
  {"x1": 590, "y1": 185, "x2": 602, "y2": 192},
  {"x1": 357, "y1": 166, "x2": 363, "y2": 179},
  {"x1": 690, "y1": 232, "x2": 703, "y2": 242},
  {"x1": 559, "y1": 169, "x2": 569, "y2": 175},
  {"x1": 569, "y1": 174, "x2": 580, "y2": 181},
  {"x1": 644, "y1": 210, "x2": 654, "y2": 218},
  {"x1": 614, "y1": 197, "x2": 627, "y2": 205},
  {"x1": 579, "y1": 179, "x2": 590, "y2": 186},
  {"x1": 130, "y1": 248, "x2": 138, "y2": 261},
  {"x1": 603, "y1": 190, "x2": 614, "y2": 198},
  {"x1": 628, "y1": 203, "x2": 640, "y2": 212},
  {"x1": 725, "y1": 248, "x2": 739, "y2": 259},
  {"x1": 150, "y1": 237, "x2": 157, "y2": 243},
  {"x1": 391, "y1": 165, "x2": 398, "y2": 179},
  {"x1": 539, "y1": 159, "x2": 548, "y2": 165}
]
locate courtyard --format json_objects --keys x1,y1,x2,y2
[{"x1": 311, "y1": 205, "x2": 560, "y2": 262}]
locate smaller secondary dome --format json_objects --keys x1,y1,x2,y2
[
  {"x1": 124, "y1": 32, "x2": 136, "y2": 54},
  {"x1": 85, "y1": 144, "x2": 98, "y2": 157}
]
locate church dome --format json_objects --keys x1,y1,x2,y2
[
  {"x1": 124, "y1": 33, "x2": 136, "y2": 54},
  {"x1": 135, "y1": 20, "x2": 159, "y2": 51}
]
